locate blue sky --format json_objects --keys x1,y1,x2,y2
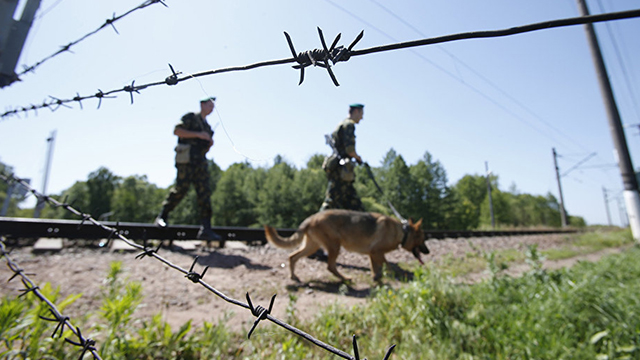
[{"x1": 1, "y1": 0, "x2": 639, "y2": 226}]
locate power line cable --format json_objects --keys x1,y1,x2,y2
[
  {"x1": 327, "y1": 0, "x2": 579, "y2": 150},
  {"x1": 35, "y1": 0, "x2": 66, "y2": 20},
  {"x1": 364, "y1": 0, "x2": 605, "y2": 154},
  {"x1": 595, "y1": 0, "x2": 640, "y2": 124}
]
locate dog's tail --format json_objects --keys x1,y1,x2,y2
[{"x1": 264, "y1": 225, "x2": 305, "y2": 249}]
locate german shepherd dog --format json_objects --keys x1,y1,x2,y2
[{"x1": 264, "y1": 209, "x2": 430, "y2": 282}]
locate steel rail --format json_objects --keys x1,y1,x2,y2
[{"x1": 0, "y1": 216, "x2": 577, "y2": 242}]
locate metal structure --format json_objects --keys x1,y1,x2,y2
[
  {"x1": 576, "y1": 0, "x2": 640, "y2": 241},
  {"x1": 33, "y1": 130, "x2": 55, "y2": 218},
  {"x1": 485, "y1": 161, "x2": 495, "y2": 228},
  {"x1": 552, "y1": 148, "x2": 568, "y2": 227},
  {"x1": 0, "y1": 217, "x2": 577, "y2": 244},
  {"x1": 0, "y1": 0, "x2": 42, "y2": 87},
  {"x1": 3, "y1": 7, "x2": 640, "y2": 118}
]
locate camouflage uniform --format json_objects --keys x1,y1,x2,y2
[
  {"x1": 320, "y1": 118, "x2": 364, "y2": 212},
  {"x1": 159, "y1": 112, "x2": 213, "y2": 220}
]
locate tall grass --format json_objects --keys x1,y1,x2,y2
[
  {"x1": 246, "y1": 242, "x2": 640, "y2": 359},
  {"x1": 2, "y1": 230, "x2": 638, "y2": 359}
]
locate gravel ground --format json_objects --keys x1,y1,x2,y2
[{"x1": 0, "y1": 232, "x2": 620, "y2": 333}]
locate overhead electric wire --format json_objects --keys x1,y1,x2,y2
[
  {"x1": 595, "y1": 0, "x2": 640, "y2": 124},
  {"x1": 35, "y1": 0, "x2": 66, "y2": 20},
  {"x1": 328, "y1": 0, "x2": 585, "y2": 151}
]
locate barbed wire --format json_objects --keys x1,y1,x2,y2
[
  {"x1": 0, "y1": 238, "x2": 102, "y2": 360},
  {"x1": 0, "y1": 172, "x2": 396, "y2": 360},
  {"x1": 2, "y1": 8, "x2": 639, "y2": 120},
  {"x1": 15, "y1": 0, "x2": 168, "y2": 79}
]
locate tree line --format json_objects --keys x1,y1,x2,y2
[{"x1": 0, "y1": 149, "x2": 585, "y2": 229}]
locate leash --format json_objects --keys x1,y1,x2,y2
[{"x1": 363, "y1": 162, "x2": 408, "y2": 226}]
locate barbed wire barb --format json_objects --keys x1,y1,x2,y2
[
  {"x1": 39, "y1": 308, "x2": 71, "y2": 338},
  {"x1": 12, "y1": 0, "x2": 168, "y2": 81},
  {"x1": 4, "y1": 8, "x2": 640, "y2": 119},
  {"x1": 0, "y1": 171, "x2": 394, "y2": 359},
  {"x1": 64, "y1": 326, "x2": 97, "y2": 360},
  {"x1": 246, "y1": 293, "x2": 276, "y2": 339},
  {"x1": 0, "y1": 238, "x2": 103, "y2": 359}
]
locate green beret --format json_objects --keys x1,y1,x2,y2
[
  {"x1": 200, "y1": 96, "x2": 216, "y2": 103},
  {"x1": 349, "y1": 103, "x2": 364, "y2": 109}
]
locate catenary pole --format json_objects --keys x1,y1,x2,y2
[
  {"x1": 33, "y1": 130, "x2": 56, "y2": 218},
  {"x1": 485, "y1": 161, "x2": 495, "y2": 228},
  {"x1": 577, "y1": 0, "x2": 640, "y2": 240},
  {"x1": 552, "y1": 148, "x2": 568, "y2": 227},
  {"x1": 602, "y1": 187, "x2": 612, "y2": 226}
]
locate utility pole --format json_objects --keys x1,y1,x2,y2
[
  {"x1": 577, "y1": 0, "x2": 640, "y2": 240},
  {"x1": 552, "y1": 148, "x2": 568, "y2": 227},
  {"x1": 602, "y1": 187, "x2": 612, "y2": 226},
  {"x1": 33, "y1": 130, "x2": 56, "y2": 218},
  {"x1": 0, "y1": 0, "x2": 42, "y2": 87},
  {"x1": 617, "y1": 196, "x2": 628, "y2": 227},
  {"x1": 485, "y1": 161, "x2": 495, "y2": 228}
]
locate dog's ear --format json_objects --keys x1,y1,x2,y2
[{"x1": 414, "y1": 218, "x2": 423, "y2": 228}]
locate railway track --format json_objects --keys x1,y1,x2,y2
[{"x1": 0, "y1": 217, "x2": 578, "y2": 246}]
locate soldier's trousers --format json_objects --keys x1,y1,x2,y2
[
  {"x1": 319, "y1": 171, "x2": 364, "y2": 212},
  {"x1": 160, "y1": 162, "x2": 212, "y2": 220}
]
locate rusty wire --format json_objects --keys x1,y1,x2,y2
[
  {"x1": 2, "y1": 7, "x2": 639, "y2": 119},
  {"x1": 0, "y1": 238, "x2": 102, "y2": 360},
  {"x1": 0, "y1": 172, "x2": 396, "y2": 360},
  {"x1": 15, "y1": 0, "x2": 167, "y2": 79}
]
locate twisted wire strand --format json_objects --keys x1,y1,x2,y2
[
  {"x1": 3, "y1": 8, "x2": 639, "y2": 119},
  {"x1": 0, "y1": 238, "x2": 102, "y2": 360},
  {"x1": 16, "y1": 0, "x2": 168, "y2": 78},
  {"x1": 0, "y1": 172, "x2": 391, "y2": 360}
]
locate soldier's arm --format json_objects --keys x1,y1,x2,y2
[
  {"x1": 343, "y1": 123, "x2": 362, "y2": 164},
  {"x1": 174, "y1": 127, "x2": 211, "y2": 141}
]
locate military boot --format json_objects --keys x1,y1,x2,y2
[
  {"x1": 154, "y1": 211, "x2": 169, "y2": 228},
  {"x1": 197, "y1": 219, "x2": 224, "y2": 247}
]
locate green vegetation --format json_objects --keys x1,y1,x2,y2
[
  {"x1": 0, "y1": 149, "x2": 585, "y2": 229},
  {"x1": 544, "y1": 228, "x2": 634, "y2": 261},
  {"x1": 2, "y1": 230, "x2": 637, "y2": 359}
]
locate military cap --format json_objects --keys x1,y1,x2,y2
[
  {"x1": 200, "y1": 96, "x2": 216, "y2": 103},
  {"x1": 349, "y1": 103, "x2": 364, "y2": 109}
]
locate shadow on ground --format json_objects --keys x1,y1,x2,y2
[
  {"x1": 193, "y1": 250, "x2": 271, "y2": 270},
  {"x1": 284, "y1": 262, "x2": 415, "y2": 298},
  {"x1": 286, "y1": 281, "x2": 372, "y2": 298}
]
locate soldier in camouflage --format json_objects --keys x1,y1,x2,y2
[
  {"x1": 320, "y1": 103, "x2": 365, "y2": 212},
  {"x1": 155, "y1": 97, "x2": 222, "y2": 243}
]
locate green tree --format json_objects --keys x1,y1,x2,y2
[
  {"x1": 291, "y1": 155, "x2": 327, "y2": 223},
  {"x1": 407, "y1": 151, "x2": 453, "y2": 229},
  {"x1": 86, "y1": 167, "x2": 120, "y2": 218},
  {"x1": 111, "y1": 175, "x2": 165, "y2": 222},
  {"x1": 41, "y1": 181, "x2": 91, "y2": 220},
  {"x1": 257, "y1": 157, "x2": 298, "y2": 228},
  {"x1": 211, "y1": 162, "x2": 257, "y2": 227},
  {"x1": 452, "y1": 174, "x2": 489, "y2": 228},
  {"x1": 0, "y1": 162, "x2": 20, "y2": 216}
]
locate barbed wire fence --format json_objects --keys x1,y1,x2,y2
[
  {"x1": 3, "y1": 8, "x2": 640, "y2": 119},
  {"x1": 0, "y1": 238, "x2": 103, "y2": 360},
  {"x1": 2, "y1": 8, "x2": 640, "y2": 358},
  {"x1": 16, "y1": 0, "x2": 168, "y2": 79},
  {"x1": 0, "y1": 171, "x2": 396, "y2": 360}
]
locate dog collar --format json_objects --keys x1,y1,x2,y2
[{"x1": 401, "y1": 222, "x2": 410, "y2": 246}]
